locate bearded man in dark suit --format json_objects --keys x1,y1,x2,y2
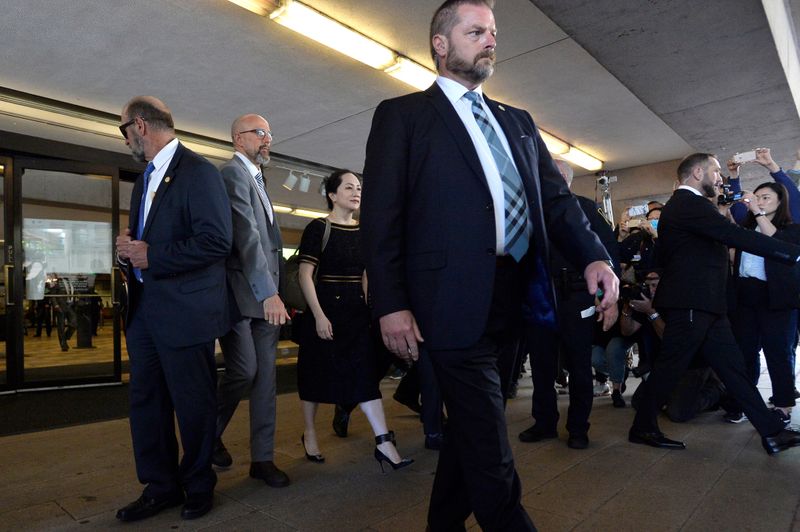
[
  {"x1": 361, "y1": 1, "x2": 618, "y2": 530},
  {"x1": 629, "y1": 152, "x2": 800, "y2": 456}
]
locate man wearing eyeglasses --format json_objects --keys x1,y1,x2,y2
[
  {"x1": 115, "y1": 96, "x2": 233, "y2": 522},
  {"x1": 212, "y1": 114, "x2": 291, "y2": 488}
]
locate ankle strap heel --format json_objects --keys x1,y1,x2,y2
[{"x1": 374, "y1": 431, "x2": 395, "y2": 445}]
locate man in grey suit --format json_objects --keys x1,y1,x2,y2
[{"x1": 213, "y1": 113, "x2": 291, "y2": 487}]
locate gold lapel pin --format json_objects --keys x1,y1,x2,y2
[
  {"x1": 164, "y1": 176, "x2": 171, "y2": 183},
  {"x1": 498, "y1": 104, "x2": 506, "y2": 111}
]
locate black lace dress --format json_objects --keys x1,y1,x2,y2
[{"x1": 295, "y1": 218, "x2": 381, "y2": 404}]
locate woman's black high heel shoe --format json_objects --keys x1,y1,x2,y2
[
  {"x1": 374, "y1": 431, "x2": 413, "y2": 472},
  {"x1": 301, "y1": 434, "x2": 325, "y2": 463}
]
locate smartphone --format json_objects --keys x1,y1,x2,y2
[
  {"x1": 733, "y1": 150, "x2": 757, "y2": 164},
  {"x1": 628, "y1": 204, "x2": 648, "y2": 217},
  {"x1": 627, "y1": 218, "x2": 642, "y2": 227}
]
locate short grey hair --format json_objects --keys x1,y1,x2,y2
[{"x1": 429, "y1": 0, "x2": 496, "y2": 69}]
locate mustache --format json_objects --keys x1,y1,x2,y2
[{"x1": 476, "y1": 50, "x2": 496, "y2": 62}]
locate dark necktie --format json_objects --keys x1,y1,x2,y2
[
  {"x1": 253, "y1": 171, "x2": 274, "y2": 223},
  {"x1": 464, "y1": 91, "x2": 529, "y2": 261},
  {"x1": 134, "y1": 161, "x2": 155, "y2": 282}
]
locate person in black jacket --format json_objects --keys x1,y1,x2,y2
[
  {"x1": 519, "y1": 159, "x2": 619, "y2": 450},
  {"x1": 629, "y1": 153, "x2": 800, "y2": 455},
  {"x1": 726, "y1": 182, "x2": 800, "y2": 424}
]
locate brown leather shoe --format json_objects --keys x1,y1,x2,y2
[{"x1": 249, "y1": 461, "x2": 290, "y2": 487}]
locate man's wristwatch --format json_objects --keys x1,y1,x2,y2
[{"x1": 648, "y1": 312, "x2": 660, "y2": 321}]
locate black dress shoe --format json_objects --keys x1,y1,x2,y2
[
  {"x1": 212, "y1": 438, "x2": 232, "y2": 468},
  {"x1": 181, "y1": 492, "x2": 213, "y2": 520},
  {"x1": 628, "y1": 428, "x2": 686, "y2": 449},
  {"x1": 332, "y1": 404, "x2": 350, "y2": 438},
  {"x1": 249, "y1": 461, "x2": 290, "y2": 487},
  {"x1": 116, "y1": 491, "x2": 184, "y2": 522},
  {"x1": 425, "y1": 433, "x2": 443, "y2": 450},
  {"x1": 567, "y1": 433, "x2": 589, "y2": 449},
  {"x1": 762, "y1": 427, "x2": 800, "y2": 455},
  {"x1": 518, "y1": 424, "x2": 558, "y2": 443}
]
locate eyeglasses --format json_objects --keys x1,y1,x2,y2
[
  {"x1": 119, "y1": 117, "x2": 145, "y2": 140},
  {"x1": 237, "y1": 128, "x2": 273, "y2": 141}
]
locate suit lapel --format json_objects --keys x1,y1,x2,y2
[
  {"x1": 142, "y1": 142, "x2": 183, "y2": 240},
  {"x1": 426, "y1": 84, "x2": 489, "y2": 194}
]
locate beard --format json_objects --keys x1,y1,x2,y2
[
  {"x1": 700, "y1": 180, "x2": 718, "y2": 199},
  {"x1": 446, "y1": 48, "x2": 496, "y2": 85},
  {"x1": 128, "y1": 133, "x2": 146, "y2": 163},
  {"x1": 248, "y1": 144, "x2": 270, "y2": 166}
]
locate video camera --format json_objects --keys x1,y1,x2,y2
[{"x1": 717, "y1": 184, "x2": 744, "y2": 206}]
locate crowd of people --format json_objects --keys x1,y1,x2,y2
[{"x1": 110, "y1": 0, "x2": 800, "y2": 529}]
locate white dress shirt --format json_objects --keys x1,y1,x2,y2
[
  {"x1": 234, "y1": 152, "x2": 274, "y2": 223},
  {"x1": 436, "y1": 76, "x2": 521, "y2": 254},
  {"x1": 142, "y1": 138, "x2": 179, "y2": 223}
]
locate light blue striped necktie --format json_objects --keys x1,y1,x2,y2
[{"x1": 464, "y1": 91, "x2": 529, "y2": 261}]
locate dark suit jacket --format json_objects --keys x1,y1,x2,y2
[
  {"x1": 125, "y1": 142, "x2": 233, "y2": 348},
  {"x1": 654, "y1": 188, "x2": 800, "y2": 315},
  {"x1": 731, "y1": 223, "x2": 800, "y2": 310},
  {"x1": 361, "y1": 83, "x2": 610, "y2": 351}
]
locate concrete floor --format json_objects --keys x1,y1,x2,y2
[{"x1": 2, "y1": 373, "x2": 799, "y2": 531}]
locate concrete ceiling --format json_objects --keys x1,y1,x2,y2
[{"x1": 0, "y1": 0, "x2": 798, "y2": 211}]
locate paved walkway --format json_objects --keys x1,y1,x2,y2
[{"x1": 2, "y1": 373, "x2": 799, "y2": 531}]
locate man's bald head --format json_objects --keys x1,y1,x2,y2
[
  {"x1": 230, "y1": 114, "x2": 268, "y2": 141},
  {"x1": 121, "y1": 96, "x2": 174, "y2": 132},
  {"x1": 554, "y1": 159, "x2": 574, "y2": 187}
]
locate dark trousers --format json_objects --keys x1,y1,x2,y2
[
  {"x1": 34, "y1": 299, "x2": 52, "y2": 336},
  {"x1": 395, "y1": 350, "x2": 444, "y2": 435},
  {"x1": 731, "y1": 278, "x2": 798, "y2": 408},
  {"x1": 529, "y1": 290, "x2": 596, "y2": 435},
  {"x1": 632, "y1": 308, "x2": 784, "y2": 437},
  {"x1": 126, "y1": 293, "x2": 218, "y2": 498},
  {"x1": 426, "y1": 257, "x2": 535, "y2": 532}
]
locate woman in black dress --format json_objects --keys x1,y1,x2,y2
[{"x1": 297, "y1": 169, "x2": 412, "y2": 471}]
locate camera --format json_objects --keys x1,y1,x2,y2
[
  {"x1": 620, "y1": 282, "x2": 651, "y2": 302},
  {"x1": 717, "y1": 184, "x2": 744, "y2": 206}
]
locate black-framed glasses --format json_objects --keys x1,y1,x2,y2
[
  {"x1": 119, "y1": 116, "x2": 145, "y2": 139},
  {"x1": 237, "y1": 128, "x2": 273, "y2": 141}
]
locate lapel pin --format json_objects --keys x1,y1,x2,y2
[
  {"x1": 164, "y1": 176, "x2": 171, "y2": 183},
  {"x1": 498, "y1": 104, "x2": 506, "y2": 111}
]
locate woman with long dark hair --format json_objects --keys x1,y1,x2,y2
[
  {"x1": 727, "y1": 181, "x2": 800, "y2": 424},
  {"x1": 295, "y1": 169, "x2": 412, "y2": 471}
]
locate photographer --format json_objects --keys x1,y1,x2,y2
[
  {"x1": 724, "y1": 183, "x2": 800, "y2": 424},
  {"x1": 621, "y1": 271, "x2": 665, "y2": 361},
  {"x1": 727, "y1": 148, "x2": 800, "y2": 224},
  {"x1": 629, "y1": 153, "x2": 800, "y2": 455}
]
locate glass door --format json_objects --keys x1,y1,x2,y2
[
  {"x1": 0, "y1": 156, "x2": 10, "y2": 388},
  {"x1": 9, "y1": 157, "x2": 122, "y2": 388}
]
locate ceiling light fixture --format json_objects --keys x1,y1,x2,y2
[
  {"x1": 270, "y1": 0, "x2": 396, "y2": 70},
  {"x1": 538, "y1": 131, "x2": 570, "y2": 155},
  {"x1": 384, "y1": 57, "x2": 437, "y2": 91},
  {"x1": 226, "y1": 0, "x2": 273, "y2": 16},
  {"x1": 560, "y1": 147, "x2": 603, "y2": 172},
  {"x1": 293, "y1": 207, "x2": 329, "y2": 219},
  {"x1": 298, "y1": 173, "x2": 311, "y2": 193},
  {"x1": 272, "y1": 203, "x2": 294, "y2": 214},
  {"x1": 282, "y1": 170, "x2": 298, "y2": 190}
]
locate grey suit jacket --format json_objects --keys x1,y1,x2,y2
[{"x1": 220, "y1": 154, "x2": 283, "y2": 319}]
